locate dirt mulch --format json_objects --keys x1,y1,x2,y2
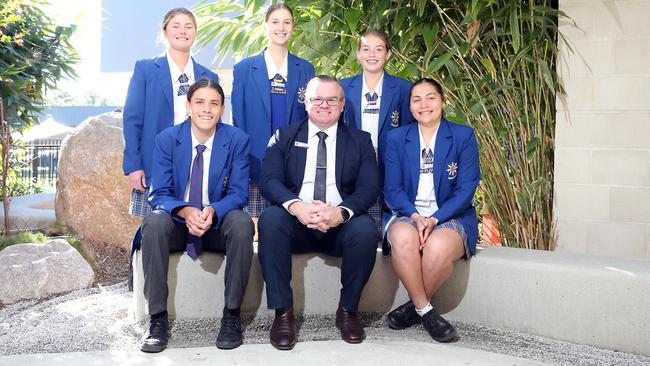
[{"x1": 80, "y1": 239, "x2": 129, "y2": 286}]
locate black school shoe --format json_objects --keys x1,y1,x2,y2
[
  {"x1": 140, "y1": 314, "x2": 169, "y2": 353},
  {"x1": 216, "y1": 312, "x2": 244, "y2": 349},
  {"x1": 421, "y1": 309, "x2": 457, "y2": 342},
  {"x1": 386, "y1": 300, "x2": 421, "y2": 330}
]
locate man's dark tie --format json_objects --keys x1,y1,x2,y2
[
  {"x1": 178, "y1": 73, "x2": 190, "y2": 96},
  {"x1": 187, "y1": 144, "x2": 206, "y2": 260},
  {"x1": 313, "y1": 131, "x2": 328, "y2": 202}
]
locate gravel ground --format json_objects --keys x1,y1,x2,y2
[{"x1": 1, "y1": 282, "x2": 649, "y2": 366}]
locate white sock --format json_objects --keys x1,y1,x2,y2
[{"x1": 415, "y1": 302, "x2": 433, "y2": 317}]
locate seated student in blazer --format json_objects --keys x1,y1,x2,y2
[
  {"x1": 123, "y1": 7, "x2": 218, "y2": 218},
  {"x1": 340, "y1": 29, "x2": 414, "y2": 238},
  {"x1": 231, "y1": 3, "x2": 315, "y2": 219},
  {"x1": 383, "y1": 78, "x2": 480, "y2": 343},
  {"x1": 257, "y1": 75, "x2": 379, "y2": 350},
  {"x1": 139, "y1": 78, "x2": 254, "y2": 353}
]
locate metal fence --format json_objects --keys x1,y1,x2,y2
[{"x1": 14, "y1": 138, "x2": 63, "y2": 186}]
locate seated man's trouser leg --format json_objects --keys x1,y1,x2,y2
[
  {"x1": 141, "y1": 209, "x2": 254, "y2": 316},
  {"x1": 258, "y1": 205, "x2": 378, "y2": 312}
]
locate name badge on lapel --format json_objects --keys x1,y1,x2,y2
[
  {"x1": 391, "y1": 110, "x2": 400, "y2": 127},
  {"x1": 270, "y1": 73, "x2": 287, "y2": 94},
  {"x1": 447, "y1": 161, "x2": 458, "y2": 180},
  {"x1": 294, "y1": 141, "x2": 309, "y2": 148}
]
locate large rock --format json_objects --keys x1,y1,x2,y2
[
  {"x1": 56, "y1": 112, "x2": 139, "y2": 250},
  {"x1": 0, "y1": 239, "x2": 94, "y2": 304}
]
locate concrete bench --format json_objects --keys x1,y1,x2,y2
[{"x1": 132, "y1": 246, "x2": 650, "y2": 356}]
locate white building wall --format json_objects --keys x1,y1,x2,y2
[{"x1": 555, "y1": 0, "x2": 650, "y2": 260}]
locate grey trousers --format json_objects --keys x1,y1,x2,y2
[{"x1": 141, "y1": 209, "x2": 254, "y2": 316}]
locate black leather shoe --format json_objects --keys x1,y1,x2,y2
[
  {"x1": 335, "y1": 304, "x2": 365, "y2": 344},
  {"x1": 386, "y1": 300, "x2": 421, "y2": 330},
  {"x1": 216, "y1": 313, "x2": 243, "y2": 349},
  {"x1": 270, "y1": 307, "x2": 296, "y2": 350},
  {"x1": 421, "y1": 309, "x2": 457, "y2": 342},
  {"x1": 140, "y1": 315, "x2": 169, "y2": 353}
]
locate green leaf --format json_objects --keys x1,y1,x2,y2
[
  {"x1": 509, "y1": 6, "x2": 520, "y2": 53},
  {"x1": 426, "y1": 49, "x2": 455, "y2": 75},
  {"x1": 525, "y1": 137, "x2": 541, "y2": 161},
  {"x1": 344, "y1": 8, "x2": 362, "y2": 33},
  {"x1": 537, "y1": 58, "x2": 555, "y2": 94}
]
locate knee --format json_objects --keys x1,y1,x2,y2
[
  {"x1": 258, "y1": 205, "x2": 291, "y2": 234},
  {"x1": 224, "y1": 210, "x2": 254, "y2": 238},
  {"x1": 142, "y1": 210, "x2": 174, "y2": 234},
  {"x1": 387, "y1": 224, "x2": 418, "y2": 255}
]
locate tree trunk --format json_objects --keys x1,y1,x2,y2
[{"x1": 0, "y1": 97, "x2": 10, "y2": 236}]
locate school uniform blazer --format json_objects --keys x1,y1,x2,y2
[
  {"x1": 148, "y1": 121, "x2": 250, "y2": 231},
  {"x1": 383, "y1": 120, "x2": 480, "y2": 254},
  {"x1": 340, "y1": 72, "x2": 414, "y2": 179},
  {"x1": 260, "y1": 120, "x2": 379, "y2": 215},
  {"x1": 122, "y1": 55, "x2": 219, "y2": 184},
  {"x1": 231, "y1": 51, "x2": 315, "y2": 183}
]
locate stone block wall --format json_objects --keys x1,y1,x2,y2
[{"x1": 555, "y1": 0, "x2": 650, "y2": 260}]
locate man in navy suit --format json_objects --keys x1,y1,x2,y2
[
  {"x1": 258, "y1": 75, "x2": 379, "y2": 350},
  {"x1": 139, "y1": 79, "x2": 253, "y2": 353}
]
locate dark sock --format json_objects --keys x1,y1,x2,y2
[
  {"x1": 151, "y1": 311, "x2": 168, "y2": 321},
  {"x1": 224, "y1": 307, "x2": 240, "y2": 317}
]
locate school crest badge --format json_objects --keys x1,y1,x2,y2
[
  {"x1": 391, "y1": 110, "x2": 399, "y2": 127},
  {"x1": 447, "y1": 161, "x2": 458, "y2": 180},
  {"x1": 297, "y1": 86, "x2": 306, "y2": 103}
]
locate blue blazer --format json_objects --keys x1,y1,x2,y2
[
  {"x1": 340, "y1": 72, "x2": 414, "y2": 177},
  {"x1": 260, "y1": 120, "x2": 379, "y2": 215},
  {"x1": 231, "y1": 51, "x2": 315, "y2": 183},
  {"x1": 148, "y1": 121, "x2": 250, "y2": 231},
  {"x1": 122, "y1": 55, "x2": 219, "y2": 184},
  {"x1": 384, "y1": 120, "x2": 480, "y2": 254}
]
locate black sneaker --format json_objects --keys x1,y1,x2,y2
[
  {"x1": 421, "y1": 309, "x2": 457, "y2": 342},
  {"x1": 140, "y1": 315, "x2": 169, "y2": 353},
  {"x1": 216, "y1": 313, "x2": 243, "y2": 349},
  {"x1": 386, "y1": 300, "x2": 421, "y2": 330}
]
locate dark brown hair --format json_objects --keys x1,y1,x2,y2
[
  {"x1": 187, "y1": 77, "x2": 224, "y2": 105},
  {"x1": 265, "y1": 3, "x2": 294, "y2": 22},
  {"x1": 358, "y1": 29, "x2": 391, "y2": 52}
]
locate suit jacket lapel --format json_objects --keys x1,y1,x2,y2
[
  {"x1": 174, "y1": 123, "x2": 193, "y2": 200},
  {"x1": 252, "y1": 52, "x2": 271, "y2": 121},
  {"x1": 155, "y1": 56, "x2": 173, "y2": 110},
  {"x1": 293, "y1": 123, "x2": 309, "y2": 190},
  {"x1": 351, "y1": 75, "x2": 363, "y2": 129},
  {"x1": 335, "y1": 123, "x2": 348, "y2": 189},
  {"x1": 378, "y1": 73, "x2": 397, "y2": 137},
  {"x1": 434, "y1": 120, "x2": 452, "y2": 200},
  {"x1": 286, "y1": 53, "x2": 299, "y2": 119},
  {"x1": 405, "y1": 124, "x2": 420, "y2": 200},
  {"x1": 208, "y1": 126, "x2": 227, "y2": 198}
]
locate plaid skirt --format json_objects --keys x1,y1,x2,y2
[
  {"x1": 244, "y1": 183, "x2": 268, "y2": 218},
  {"x1": 129, "y1": 189, "x2": 152, "y2": 217},
  {"x1": 368, "y1": 200, "x2": 384, "y2": 240},
  {"x1": 386, "y1": 216, "x2": 471, "y2": 259}
]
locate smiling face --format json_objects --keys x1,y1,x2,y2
[
  {"x1": 186, "y1": 86, "x2": 224, "y2": 137},
  {"x1": 264, "y1": 7, "x2": 294, "y2": 47},
  {"x1": 409, "y1": 82, "x2": 444, "y2": 127},
  {"x1": 304, "y1": 79, "x2": 345, "y2": 130},
  {"x1": 164, "y1": 13, "x2": 196, "y2": 53},
  {"x1": 356, "y1": 33, "x2": 391, "y2": 74}
]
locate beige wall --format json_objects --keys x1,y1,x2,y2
[{"x1": 555, "y1": 0, "x2": 650, "y2": 260}]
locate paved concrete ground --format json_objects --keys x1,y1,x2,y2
[
  {"x1": 1, "y1": 282, "x2": 649, "y2": 365},
  {"x1": 0, "y1": 341, "x2": 553, "y2": 366}
]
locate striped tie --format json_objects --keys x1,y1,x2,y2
[{"x1": 186, "y1": 144, "x2": 206, "y2": 260}]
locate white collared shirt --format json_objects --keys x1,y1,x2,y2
[
  {"x1": 183, "y1": 129, "x2": 214, "y2": 208},
  {"x1": 414, "y1": 124, "x2": 439, "y2": 216},
  {"x1": 360, "y1": 72, "x2": 384, "y2": 149},
  {"x1": 282, "y1": 121, "x2": 353, "y2": 219},
  {"x1": 167, "y1": 51, "x2": 195, "y2": 125},
  {"x1": 264, "y1": 48, "x2": 288, "y2": 80}
]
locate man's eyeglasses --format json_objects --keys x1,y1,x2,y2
[{"x1": 310, "y1": 97, "x2": 341, "y2": 106}]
